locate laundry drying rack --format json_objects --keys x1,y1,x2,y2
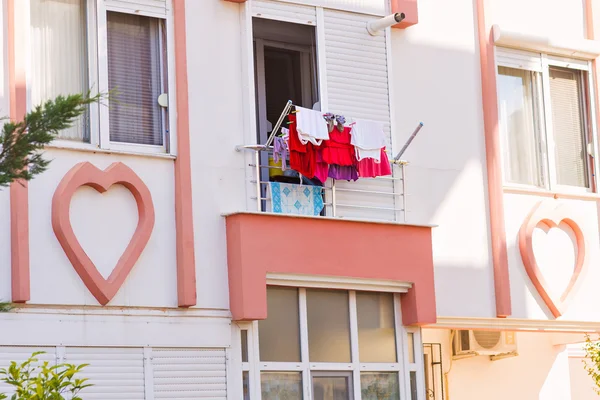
[{"x1": 235, "y1": 100, "x2": 424, "y2": 223}]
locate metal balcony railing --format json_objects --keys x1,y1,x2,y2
[{"x1": 235, "y1": 143, "x2": 409, "y2": 223}]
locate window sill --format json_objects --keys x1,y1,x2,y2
[
  {"x1": 503, "y1": 185, "x2": 600, "y2": 201},
  {"x1": 45, "y1": 141, "x2": 177, "y2": 160}
]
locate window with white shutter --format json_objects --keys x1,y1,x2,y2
[
  {"x1": 495, "y1": 47, "x2": 593, "y2": 191},
  {"x1": 548, "y1": 67, "x2": 588, "y2": 188},
  {"x1": 107, "y1": 12, "x2": 164, "y2": 146},
  {"x1": 28, "y1": 0, "x2": 172, "y2": 154}
]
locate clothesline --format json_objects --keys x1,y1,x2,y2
[{"x1": 264, "y1": 100, "x2": 422, "y2": 165}]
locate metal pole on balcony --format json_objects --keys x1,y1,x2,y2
[
  {"x1": 255, "y1": 150, "x2": 262, "y2": 212},
  {"x1": 401, "y1": 165, "x2": 407, "y2": 223},
  {"x1": 332, "y1": 179, "x2": 337, "y2": 217}
]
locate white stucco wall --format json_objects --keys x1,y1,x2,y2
[
  {"x1": 423, "y1": 329, "x2": 579, "y2": 400},
  {"x1": 390, "y1": 0, "x2": 494, "y2": 317}
]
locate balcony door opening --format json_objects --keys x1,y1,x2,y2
[{"x1": 253, "y1": 18, "x2": 321, "y2": 210}]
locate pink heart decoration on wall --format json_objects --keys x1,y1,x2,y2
[
  {"x1": 518, "y1": 200, "x2": 587, "y2": 318},
  {"x1": 52, "y1": 162, "x2": 155, "y2": 305}
]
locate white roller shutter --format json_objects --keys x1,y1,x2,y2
[
  {"x1": 104, "y1": 0, "x2": 168, "y2": 18},
  {"x1": 66, "y1": 347, "x2": 146, "y2": 400},
  {"x1": 495, "y1": 47, "x2": 542, "y2": 71},
  {"x1": 152, "y1": 348, "x2": 227, "y2": 400},
  {"x1": 323, "y1": 9, "x2": 397, "y2": 221},
  {"x1": 252, "y1": 0, "x2": 317, "y2": 25},
  {"x1": 0, "y1": 347, "x2": 56, "y2": 396}
]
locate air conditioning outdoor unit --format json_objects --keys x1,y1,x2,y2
[{"x1": 452, "y1": 330, "x2": 518, "y2": 360}]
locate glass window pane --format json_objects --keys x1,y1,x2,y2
[
  {"x1": 497, "y1": 66, "x2": 544, "y2": 186},
  {"x1": 549, "y1": 67, "x2": 589, "y2": 187},
  {"x1": 361, "y1": 373, "x2": 400, "y2": 400},
  {"x1": 259, "y1": 286, "x2": 301, "y2": 362},
  {"x1": 410, "y1": 371, "x2": 418, "y2": 400},
  {"x1": 261, "y1": 372, "x2": 302, "y2": 400},
  {"x1": 107, "y1": 12, "x2": 164, "y2": 146},
  {"x1": 30, "y1": 0, "x2": 89, "y2": 141},
  {"x1": 357, "y1": 292, "x2": 397, "y2": 362},
  {"x1": 306, "y1": 289, "x2": 351, "y2": 363},
  {"x1": 407, "y1": 332, "x2": 415, "y2": 363},
  {"x1": 313, "y1": 375, "x2": 350, "y2": 400},
  {"x1": 241, "y1": 330, "x2": 248, "y2": 362},
  {"x1": 243, "y1": 371, "x2": 250, "y2": 400}
]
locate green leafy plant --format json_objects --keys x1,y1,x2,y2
[
  {"x1": 583, "y1": 334, "x2": 600, "y2": 394},
  {"x1": 0, "y1": 351, "x2": 92, "y2": 400},
  {"x1": 0, "y1": 93, "x2": 102, "y2": 188}
]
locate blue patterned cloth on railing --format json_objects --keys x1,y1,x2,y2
[{"x1": 269, "y1": 182, "x2": 324, "y2": 216}]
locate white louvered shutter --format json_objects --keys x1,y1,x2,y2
[
  {"x1": 495, "y1": 47, "x2": 543, "y2": 72},
  {"x1": 323, "y1": 9, "x2": 396, "y2": 221},
  {"x1": 104, "y1": 0, "x2": 168, "y2": 18},
  {"x1": 548, "y1": 67, "x2": 589, "y2": 187},
  {"x1": 251, "y1": 0, "x2": 317, "y2": 25},
  {"x1": 66, "y1": 347, "x2": 145, "y2": 400},
  {"x1": 152, "y1": 348, "x2": 227, "y2": 400},
  {"x1": 0, "y1": 347, "x2": 56, "y2": 396}
]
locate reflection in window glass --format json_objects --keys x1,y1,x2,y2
[
  {"x1": 241, "y1": 330, "x2": 248, "y2": 362},
  {"x1": 313, "y1": 376, "x2": 350, "y2": 400},
  {"x1": 410, "y1": 371, "x2": 418, "y2": 400},
  {"x1": 306, "y1": 289, "x2": 351, "y2": 362},
  {"x1": 361, "y1": 373, "x2": 400, "y2": 400},
  {"x1": 261, "y1": 372, "x2": 302, "y2": 400},
  {"x1": 407, "y1": 332, "x2": 415, "y2": 363},
  {"x1": 243, "y1": 371, "x2": 250, "y2": 400},
  {"x1": 357, "y1": 292, "x2": 396, "y2": 362},
  {"x1": 259, "y1": 286, "x2": 301, "y2": 362},
  {"x1": 497, "y1": 66, "x2": 544, "y2": 186}
]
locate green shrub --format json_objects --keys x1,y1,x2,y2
[{"x1": 0, "y1": 352, "x2": 91, "y2": 400}]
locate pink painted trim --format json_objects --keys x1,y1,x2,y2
[
  {"x1": 586, "y1": 0, "x2": 600, "y2": 194},
  {"x1": 172, "y1": 0, "x2": 197, "y2": 307},
  {"x1": 7, "y1": 0, "x2": 30, "y2": 303},
  {"x1": 391, "y1": 0, "x2": 418, "y2": 29},
  {"x1": 52, "y1": 162, "x2": 155, "y2": 305},
  {"x1": 518, "y1": 201, "x2": 588, "y2": 318},
  {"x1": 226, "y1": 213, "x2": 436, "y2": 326},
  {"x1": 475, "y1": 0, "x2": 512, "y2": 318}
]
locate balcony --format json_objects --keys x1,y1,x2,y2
[{"x1": 225, "y1": 121, "x2": 437, "y2": 326}]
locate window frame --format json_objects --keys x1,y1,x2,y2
[
  {"x1": 238, "y1": 287, "x2": 425, "y2": 400},
  {"x1": 495, "y1": 48, "x2": 597, "y2": 194},
  {"x1": 25, "y1": 0, "x2": 177, "y2": 156}
]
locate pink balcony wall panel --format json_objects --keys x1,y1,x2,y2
[{"x1": 226, "y1": 213, "x2": 436, "y2": 326}]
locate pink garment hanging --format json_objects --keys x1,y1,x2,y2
[{"x1": 357, "y1": 148, "x2": 392, "y2": 178}]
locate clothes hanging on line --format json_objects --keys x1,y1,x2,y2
[
  {"x1": 358, "y1": 148, "x2": 392, "y2": 178},
  {"x1": 295, "y1": 106, "x2": 330, "y2": 146},
  {"x1": 273, "y1": 136, "x2": 288, "y2": 171},
  {"x1": 288, "y1": 113, "x2": 317, "y2": 179},
  {"x1": 350, "y1": 118, "x2": 387, "y2": 162},
  {"x1": 272, "y1": 105, "x2": 392, "y2": 181}
]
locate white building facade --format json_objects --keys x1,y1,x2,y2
[{"x1": 0, "y1": 0, "x2": 599, "y2": 399}]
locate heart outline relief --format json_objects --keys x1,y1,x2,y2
[
  {"x1": 52, "y1": 162, "x2": 155, "y2": 305},
  {"x1": 518, "y1": 200, "x2": 587, "y2": 318}
]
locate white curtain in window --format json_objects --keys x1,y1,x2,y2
[
  {"x1": 107, "y1": 12, "x2": 163, "y2": 146},
  {"x1": 30, "y1": 0, "x2": 88, "y2": 141},
  {"x1": 497, "y1": 67, "x2": 543, "y2": 186},
  {"x1": 549, "y1": 68, "x2": 588, "y2": 188}
]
